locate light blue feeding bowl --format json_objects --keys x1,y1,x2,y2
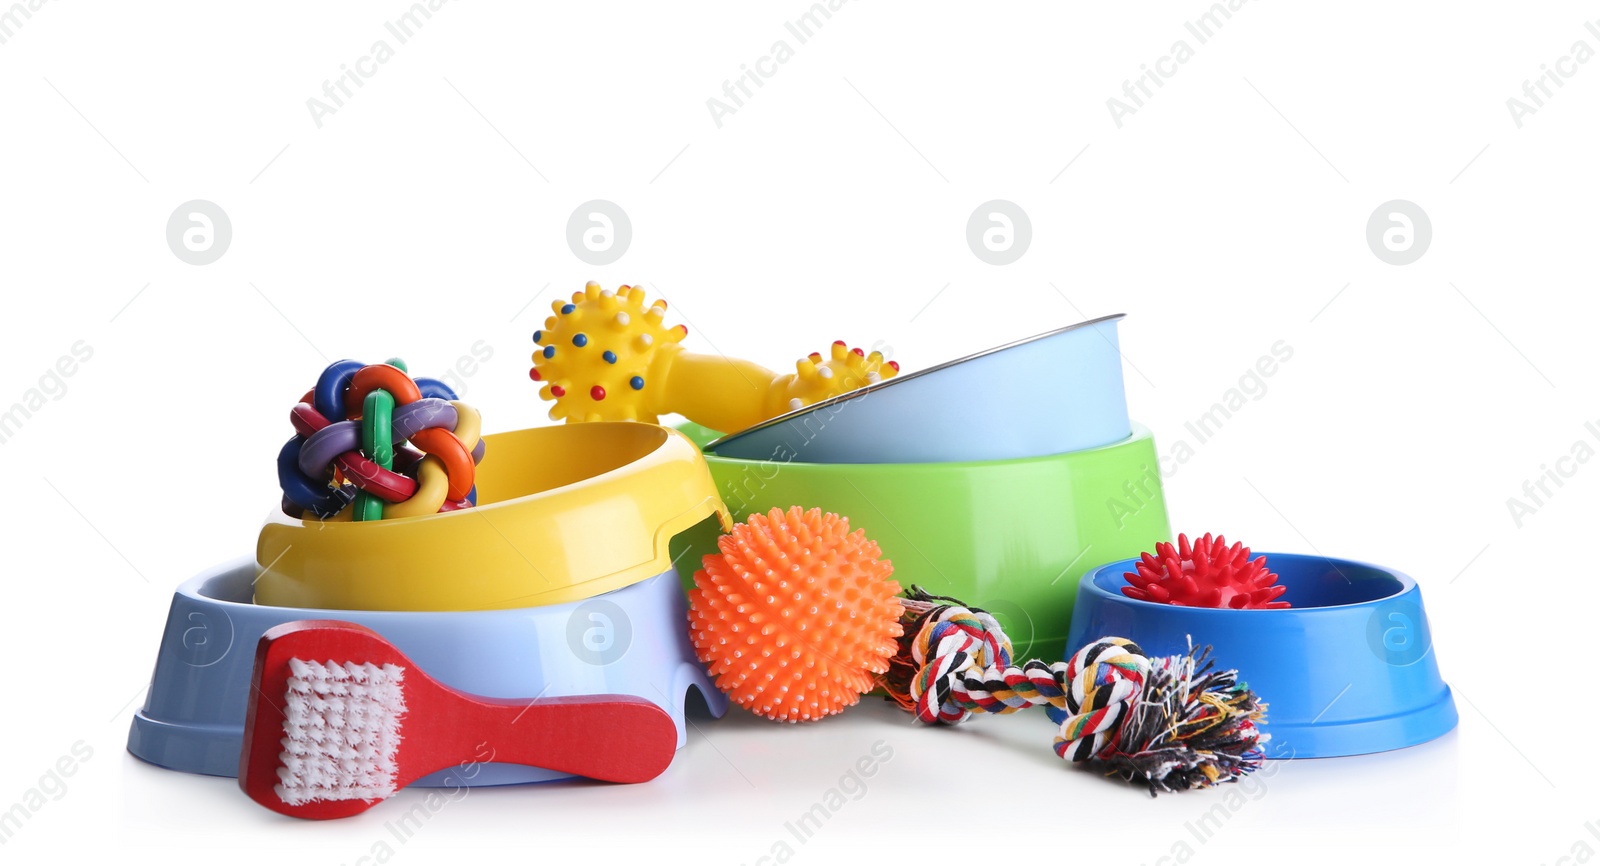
[
  {"x1": 127, "y1": 558, "x2": 726, "y2": 786},
  {"x1": 706, "y1": 314, "x2": 1131, "y2": 464},
  {"x1": 1057, "y1": 553, "x2": 1457, "y2": 759}
]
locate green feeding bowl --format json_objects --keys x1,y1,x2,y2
[{"x1": 672, "y1": 422, "x2": 1171, "y2": 661}]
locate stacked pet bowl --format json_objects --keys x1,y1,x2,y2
[
  {"x1": 674, "y1": 314, "x2": 1169, "y2": 661},
  {"x1": 128, "y1": 422, "x2": 732, "y2": 786}
]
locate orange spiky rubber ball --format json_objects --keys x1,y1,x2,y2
[
  {"x1": 688, "y1": 507, "x2": 903, "y2": 722},
  {"x1": 1122, "y1": 532, "x2": 1290, "y2": 609}
]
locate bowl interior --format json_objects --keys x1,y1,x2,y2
[
  {"x1": 472, "y1": 423, "x2": 668, "y2": 504},
  {"x1": 1092, "y1": 552, "x2": 1410, "y2": 609},
  {"x1": 196, "y1": 566, "x2": 253, "y2": 605}
]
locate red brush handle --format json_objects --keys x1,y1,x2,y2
[
  {"x1": 406, "y1": 691, "x2": 677, "y2": 784},
  {"x1": 240, "y1": 620, "x2": 677, "y2": 820}
]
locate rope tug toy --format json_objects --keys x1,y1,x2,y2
[
  {"x1": 885, "y1": 589, "x2": 1268, "y2": 794},
  {"x1": 688, "y1": 507, "x2": 1270, "y2": 794},
  {"x1": 277, "y1": 358, "x2": 486, "y2": 521},
  {"x1": 529, "y1": 282, "x2": 899, "y2": 431}
]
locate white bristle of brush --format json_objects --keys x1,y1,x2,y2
[{"x1": 275, "y1": 658, "x2": 408, "y2": 806}]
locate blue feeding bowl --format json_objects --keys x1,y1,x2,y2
[
  {"x1": 1057, "y1": 553, "x2": 1457, "y2": 758},
  {"x1": 706, "y1": 314, "x2": 1131, "y2": 464},
  {"x1": 127, "y1": 558, "x2": 726, "y2": 786}
]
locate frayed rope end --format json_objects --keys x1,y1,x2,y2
[{"x1": 1075, "y1": 642, "x2": 1269, "y2": 796}]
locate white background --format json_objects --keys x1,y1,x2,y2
[{"x1": 1, "y1": 1, "x2": 1596, "y2": 863}]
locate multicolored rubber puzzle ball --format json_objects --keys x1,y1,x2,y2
[
  {"x1": 1122, "y1": 532, "x2": 1289, "y2": 609},
  {"x1": 277, "y1": 358, "x2": 486, "y2": 522},
  {"x1": 687, "y1": 507, "x2": 904, "y2": 722}
]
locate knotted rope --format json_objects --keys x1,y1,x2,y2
[{"x1": 884, "y1": 587, "x2": 1267, "y2": 794}]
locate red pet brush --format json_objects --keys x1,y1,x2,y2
[
  {"x1": 240, "y1": 620, "x2": 677, "y2": 819},
  {"x1": 1121, "y1": 533, "x2": 1289, "y2": 609}
]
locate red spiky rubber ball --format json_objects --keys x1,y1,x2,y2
[
  {"x1": 1122, "y1": 533, "x2": 1290, "y2": 609},
  {"x1": 688, "y1": 507, "x2": 903, "y2": 722}
]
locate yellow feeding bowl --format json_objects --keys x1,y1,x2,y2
[{"x1": 255, "y1": 423, "x2": 731, "y2": 612}]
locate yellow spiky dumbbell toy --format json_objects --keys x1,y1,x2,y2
[{"x1": 529, "y1": 282, "x2": 899, "y2": 431}]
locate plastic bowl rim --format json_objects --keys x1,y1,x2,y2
[
  {"x1": 1082, "y1": 551, "x2": 1421, "y2": 614},
  {"x1": 186, "y1": 557, "x2": 655, "y2": 618},
  {"x1": 701, "y1": 420, "x2": 1153, "y2": 471},
  {"x1": 268, "y1": 422, "x2": 693, "y2": 528}
]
